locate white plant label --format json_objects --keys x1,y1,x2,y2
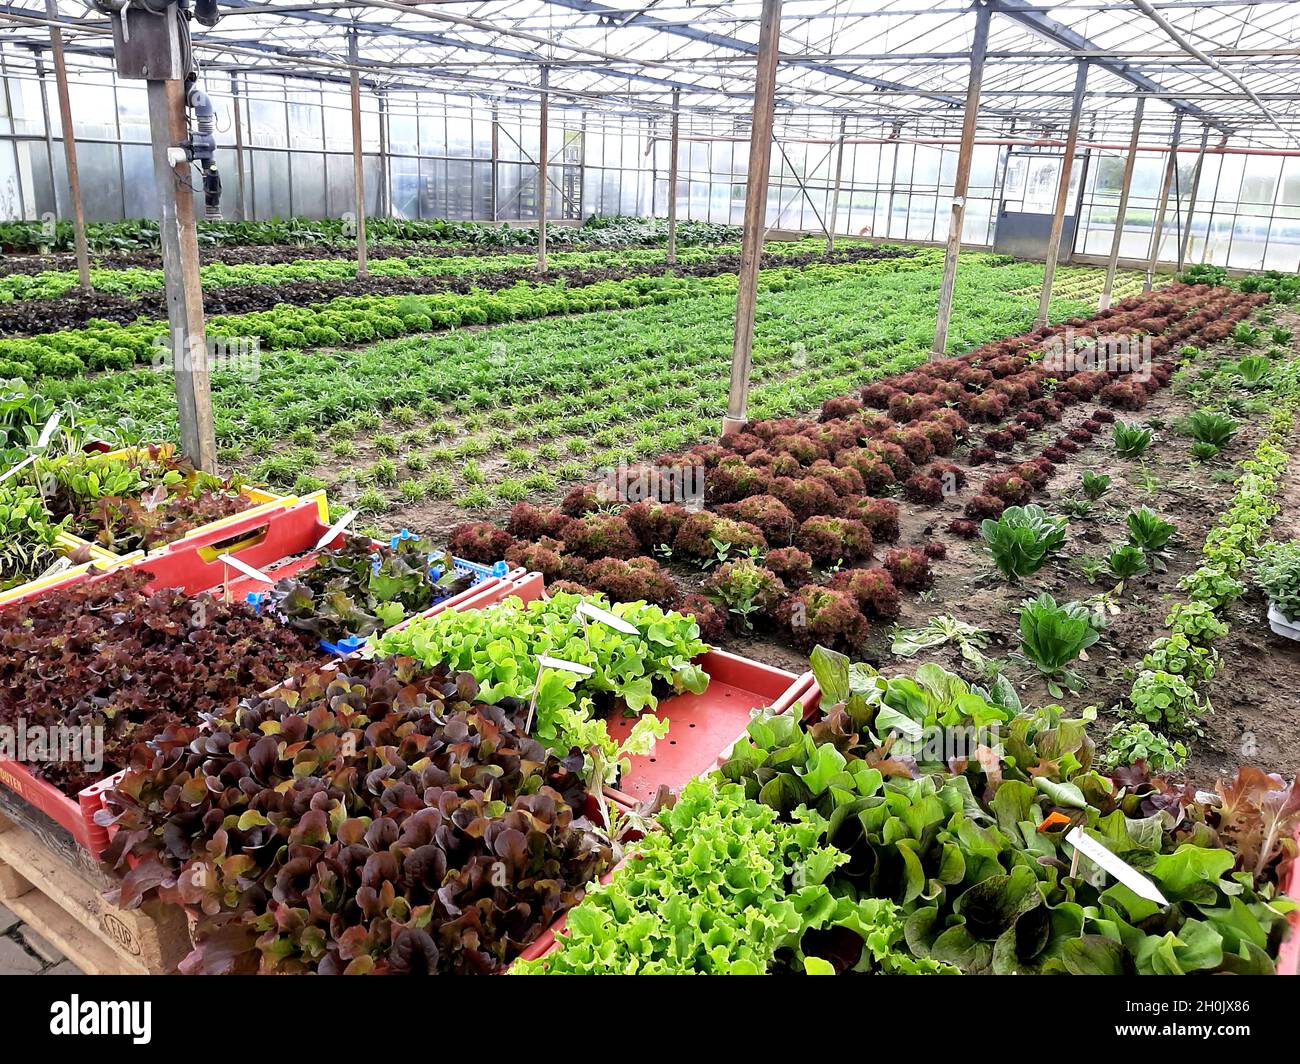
[
  {"x1": 1065, "y1": 827, "x2": 1169, "y2": 906},
  {"x1": 577, "y1": 601, "x2": 639, "y2": 635},
  {"x1": 222, "y1": 554, "x2": 277, "y2": 585},
  {"x1": 36, "y1": 411, "x2": 62, "y2": 449},
  {"x1": 536, "y1": 654, "x2": 595, "y2": 676},
  {"x1": 313, "y1": 510, "x2": 358, "y2": 551},
  {"x1": 0, "y1": 454, "x2": 37, "y2": 484}
]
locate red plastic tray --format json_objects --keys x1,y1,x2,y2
[
  {"x1": 603, "y1": 652, "x2": 818, "y2": 808},
  {"x1": 133, "y1": 496, "x2": 340, "y2": 597},
  {"x1": 1280, "y1": 828, "x2": 1300, "y2": 976}
]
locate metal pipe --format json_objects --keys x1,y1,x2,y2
[
  {"x1": 1144, "y1": 113, "x2": 1185, "y2": 291},
  {"x1": 1100, "y1": 97, "x2": 1146, "y2": 311}
]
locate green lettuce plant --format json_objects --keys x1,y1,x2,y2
[
  {"x1": 1014, "y1": 593, "x2": 1101, "y2": 696},
  {"x1": 981, "y1": 504, "x2": 1068, "y2": 581}
]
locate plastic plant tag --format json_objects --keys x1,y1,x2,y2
[
  {"x1": 536, "y1": 655, "x2": 594, "y2": 676},
  {"x1": 36, "y1": 411, "x2": 62, "y2": 449},
  {"x1": 314, "y1": 510, "x2": 358, "y2": 551},
  {"x1": 525, "y1": 655, "x2": 595, "y2": 734},
  {"x1": 222, "y1": 554, "x2": 277, "y2": 585},
  {"x1": 1065, "y1": 827, "x2": 1169, "y2": 906},
  {"x1": 0, "y1": 454, "x2": 37, "y2": 484},
  {"x1": 577, "y1": 601, "x2": 639, "y2": 635}
]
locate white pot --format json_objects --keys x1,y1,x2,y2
[{"x1": 1267, "y1": 602, "x2": 1300, "y2": 641}]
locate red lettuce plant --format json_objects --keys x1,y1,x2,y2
[
  {"x1": 102, "y1": 658, "x2": 616, "y2": 975},
  {"x1": 0, "y1": 569, "x2": 317, "y2": 795}
]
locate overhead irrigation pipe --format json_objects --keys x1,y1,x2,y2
[
  {"x1": 1128, "y1": 0, "x2": 1294, "y2": 143},
  {"x1": 649, "y1": 133, "x2": 1300, "y2": 156}
]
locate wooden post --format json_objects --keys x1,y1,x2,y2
[
  {"x1": 667, "y1": 88, "x2": 681, "y2": 266},
  {"x1": 538, "y1": 65, "x2": 549, "y2": 273},
  {"x1": 230, "y1": 73, "x2": 248, "y2": 222},
  {"x1": 1099, "y1": 96, "x2": 1145, "y2": 312},
  {"x1": 931, "y1": 1, "x2": 992, "y2": 358},
  {"x1": 827, "y1": 114, "x2": 847, "y2": 254},
  {"x1": 1178, "y1": 125, "x2": 1212, "y2": 269},
  {"x1": 147, "y1": 79, "x2": 217, "y2": 472},
  {"x1": 348, "y1": 28, "x2": 368, "y2": 278},
  {"x1": 44, "y1": 0, "x2": 89, "y2": 292},
  {"x1": 1143, "y1": 113, "x2": 1183, "y2": 292},
  {"x1": 1035, "y1": 61, "x2": 1088, "y2": 330},
  {"x1": 723, "y1": 0, "x2": 782, "y2": 436}
]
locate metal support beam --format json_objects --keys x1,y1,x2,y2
[
  {"x1": 1144, "y1": 113, "x2": 1184, "y2": 291},
  {"x1": 723, "y1": 0, "x2": 781, "y2": 436},
  {"x1": 827, "y1": 114, "x2": 847, "y2": 253},
  {"x1": 230, "y1": 72, "x2": 248, "y2": 222},
  {"x1": 34, "y1": 54, "x2": 59, "y2": 222},
  {"x1": 1178, "y1": 126, "x2": 1212, "y2": 268},
  {"x1": 667, "y1": 87, "x2": 680, "y2": 266},
  {"x1": 539, "y1": 64, "x2": 549, "y2": 273},
  {"x1": 931, "y1": 1, "x2": 992, "y2": 358},
  {"x1": 490, "y1": 109, "x2": 499, "y2": 221},
  {"x1": 44, "y1": 0, "x2": 88, "y2": 291},
  {"x1": 1036, "y1": 61, "x2": 1088, "y2": 330},
  {"x1": 1100, "y1": 97, "x2": 1145, "y2": 311},
  {"x1": 348, "y1": 27, "x2": 368, "y2": 278},
  {"x1": 147, "y1": 78, "x2": 216, "y2": 473},
  {"x1": 377, "y1": 89, "x2": 389, "y2": 218}
]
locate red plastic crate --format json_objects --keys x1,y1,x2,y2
[
  {"x1": 1280, "y1": 828, "x2": 1300, "y2": 976},
  {"x1": 603, "y1": 652, "x2": 819, "y2": 808},
  {"x1": 132, "y1": 496, "x2": 339, "y2": 597}
]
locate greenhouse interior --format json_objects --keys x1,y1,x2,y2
[{"x1": 0, "y1": 0, "x2": 1299, "y2": 992}]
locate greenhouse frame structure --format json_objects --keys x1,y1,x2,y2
[{"x1": 2, "y1": 0, "x2": 1300, "y2": 453}]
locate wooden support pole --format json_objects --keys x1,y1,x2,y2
[
  {"x1": 538, "y1": 65, "x2": 549, "y2": 273},
  {"x1": 230, "y1": 73, "x2": 247, "y2": 222},
  {"x1": 1144, "y1": 113, "x2": 1184, "y2": 292},
  {"x1": 348, "y1": 28, "x2": 368, "y2": 278},
  {"x1": 1035, "y1": 61, "x2": 1089, "y2": 330},
  {"x1": 931, "y1": 1, "x2": 992, "y2": 358},
  {"x1": 667, "y1": 88, "x2": 681, "y2": 266},
  {"x1": 1099, "y1": 96, "x2": 1145, "y2": 312},
  {"x1": 723, "y1": 0, "x2": 782, "y2": 436},
  {"x1": 827, "y1": 114, "x2": 847, "y2": 254},
  {"x1": 1178, "y1": 126, "x2": 1212, "y2": 269},
  {"x1": 44, "y1": 0, "x2": 89, "y2": 292},
  {"x1": 147, "y1": 79, "x2": 217, "y2": 473}
]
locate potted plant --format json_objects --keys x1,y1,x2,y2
[{"x1": 1255, "y1": 540, "x2": 1300, "y2": 640}]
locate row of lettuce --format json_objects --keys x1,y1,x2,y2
[
  {"x1": 0, "y1": 214, "x2": 742, "y2": 257},
  {"x1": 1105, "y1": 357, "x2": 1300, "y2": 771},
  {"x1": 0, "y1": 254, "x2": 942, "y2": 382}
]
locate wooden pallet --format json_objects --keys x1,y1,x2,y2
[{"x1": 0, "y1": 813, "x2": 191, "y2": 975}]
